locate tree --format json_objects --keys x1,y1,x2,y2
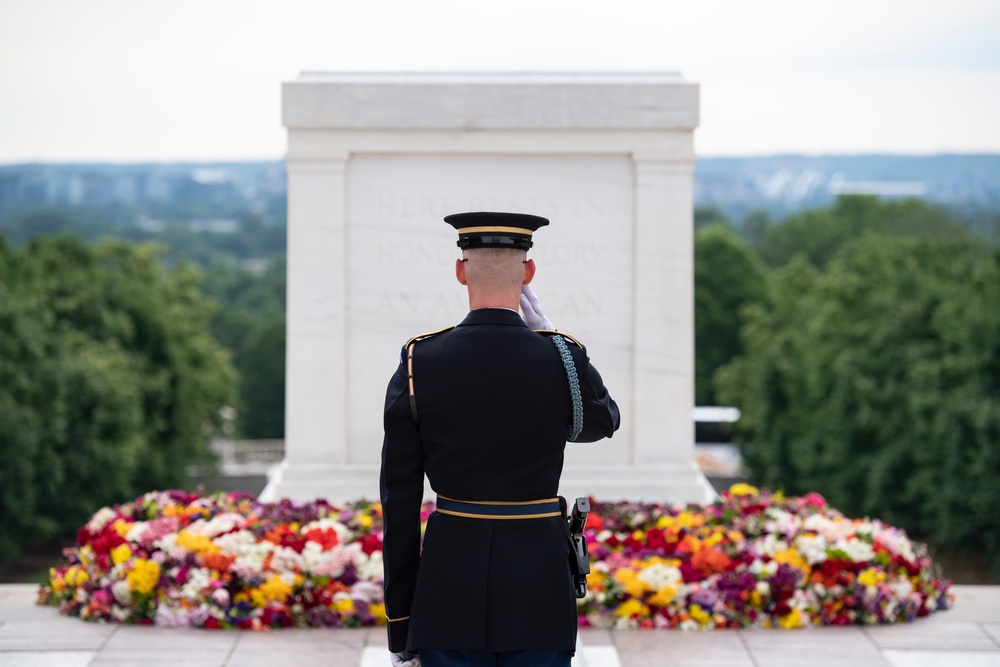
[
  {"x1": 693, "y1": 225, "x2": 768, "y2": 405},
  {"x1": 757, "y1": 195, "x2": 964, "y2": 269},
  {"x1": 717, "y1": 234, "x2": 1000, "y2": 559},
  {"x1": 0, "y1": 234, "x2": 236, "y2": 561},
  {"x1": 238, "y1": 318, "x2": 286, "y2": 439},
  {"x1": 197, "y1": 258, "x2": 286, "y2": 437}
]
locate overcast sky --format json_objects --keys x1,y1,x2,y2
[{"x1": 1, "y1": 0, "x2": 998, "y2": 163}]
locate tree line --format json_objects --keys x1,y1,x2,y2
[{"x1": 696, "y1": 196, "x2": 999, "y2": 571}]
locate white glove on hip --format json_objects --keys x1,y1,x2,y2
[
  {"x1": 520, "y1": 285, "x2": 554, "y2": 330},
  {"x1": 390, "y1": 651, "x2": 420, "y2": 667}
]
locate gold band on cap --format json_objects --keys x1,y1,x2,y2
[{"x1": 458, "y1": 225, "x2": 533, "y2": 236}]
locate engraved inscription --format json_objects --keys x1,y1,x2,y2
[
  {"x1": 373, "y1": 290, "x2": 604, "y2": 319},
  {"x1": 373, "y1": 195, "x2": 605, "y2": 220},
  {"x1": 375, "y1": 242, "x2": 607, "y2": 268}
]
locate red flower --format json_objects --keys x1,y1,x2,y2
[
  {"x1": 304, "y1": 527, "x2": 340, "y2": 551},
  {"x1": 585, "y1": 513, "x2": 604, "y2": 532},
  {"x1": 204, "y1": 617, "x2": 221, "y2": 629},
  {"x1": 645, "y1": 528, "x2": 667, "y2": 551},
  {"x1": 360, "y1": 533, "x2": 382, "y2": 556}
]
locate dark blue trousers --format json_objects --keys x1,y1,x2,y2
[{"x1": 419, "y1": 649, "x2": 573, "y2": 667}]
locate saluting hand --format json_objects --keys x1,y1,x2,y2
[
  {"x1": 520, "y1": 285, "x2": 554, "y2": 330},
  {"x1": 390, "y1": 650, "x2": 420, "y2": 667}
]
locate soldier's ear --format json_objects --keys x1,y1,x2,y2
[
  {"x1": 456, "y1": 258, "x2": 468, "y2": 285},
  {"x1": 522, "y1": 258, "x2": 536, "y2": 285}
]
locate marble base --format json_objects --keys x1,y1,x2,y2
[{"x1": 260, "y1": 462, "x2": 715, "y2": 505}]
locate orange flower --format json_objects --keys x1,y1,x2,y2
[
  {"x1": 201, "y1": 552, "x2": 236, "y2": 572},
  {"x1": 691, "y1": 546, "x2": 732, "y2": 575}
]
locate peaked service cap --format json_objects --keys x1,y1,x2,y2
[{"x1": 444, "y1": 211, "x2": 549, "y2": 251}]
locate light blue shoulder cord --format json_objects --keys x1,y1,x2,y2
[{"x1": 550, "y1": 335, "x2": 584, "y2": 441}]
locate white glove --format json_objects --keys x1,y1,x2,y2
[
  {"x1": 520, "y1": 285, "x2": 554, "y2": 330},
  {"x1": 390, "y1": 651, "x2": 420, "y2": 667}
]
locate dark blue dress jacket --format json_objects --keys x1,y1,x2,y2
[{"x1": 379, "y1": 308, "x2": 620, "y2": 653}]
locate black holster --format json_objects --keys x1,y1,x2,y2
[{"x1": 559, "y1": 496, "x2": 591, "y2": 598}]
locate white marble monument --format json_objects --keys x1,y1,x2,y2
[{"x1": 261, "y1": 72, "x2": 713, "y2": 504}]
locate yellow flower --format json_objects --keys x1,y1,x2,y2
[
  {"x1": 689, "y1": 604, "x2": 710, "y2": 626},
  {"x1": 371, "y1": 602, "x2": 386, "y2": 625},
  {"x1": 127, "y1": 559, "x2": 160, "y2": 595},
  {"x1": 704, "y1": 532, "x2": 725, "y2": 548},
  {"x1": 111, "y1": 543, "x2": 133, "y2": 566},
  {"x1": 587, "y1": 570, "x2": 609, "y2": 591},
  {"x1": 65, "y1": 565, "x2": 89, "y2": 587},
  {"x1": 647, "y1": 585, "x2": 676, "y2": 607},
  {"x1": 779, "y1": 610, "x2": 803, "y2": 629},
  {"x1": 773, "y1": 547, "x2": 811, "y2": 579},
  {"x1": 614, "y1": 599, "x2": 648, "y2": 618},
  {"x1": 175, "y1": 530, "x2": 220, "y2": 556},
  {"x1": 49, "y1": 569, "x2": 66, "y2": 594},
  {"x1": 254, "y1": 574, "x2": 293, "y2": 604},
  {"x1": 858, "y1": 567, "x2": 886, "y2": 588},
  {"x1": 335, "y1": 597, "x2": 355, "y2": 615},
  {"x1": 357, "y1": 514, "x2": 373, "y2": 529},
  {"x1": 729, "y1": 483, "x2": 759, "y2": 497},
  {"x1": 112, "y1": 519, "x2": 132, "y2": 538},
  {"x1": 613, "y1": 568, "x2": 650, "y2": 598}
]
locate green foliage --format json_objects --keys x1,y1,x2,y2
[
  {"x1": 758, "y1": 195, "x2": 964, "y2": 269},
  {"x1": 238, "y1": 318, "x2": 286, "y2": 439},
  {"x1": 0, "y1": 235, "x2": 236, "y2": 561},
  {"x1": 694, "y1": 225, "x2": 769, "y2": 405},
  {"x1": 694, "y1": 206, "x2": 730, "y2": 230},
  {"x1": 717, "y1": 234, "x2": 1000, "y2": 557},
  {"x1": 197, "y1": 259, "x2": 286, "y2": 438}
]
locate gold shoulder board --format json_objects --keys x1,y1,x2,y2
[
  {"x1": 405, "y1": 326, "x2": 455, "y2": 348},
  {"x1": 534, "y1": 329, "x2": 583, "y2": 348}
]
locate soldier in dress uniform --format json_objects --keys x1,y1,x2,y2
[{"x1": 380, "y1": 211, "x2": 620, "y2": 667}]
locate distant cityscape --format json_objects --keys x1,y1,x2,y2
[{"x1": 1, "y1": 154, "x2": 998, "y2": 228}]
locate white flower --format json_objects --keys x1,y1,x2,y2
[
  {"x1": 125, "y1": 521, "x2": 149, "y2": 544},
  {"x1": 803, "y1": 515, "x2": 852, "y2": 542},
  {"x1": 301, "y1": 542, "x2": 350, "y2": 577},
  {"x1": 357, "y1": 550, "x2": 384, "y2": 582},
  {"x1": 350, "y1": 580, "x2": 382, "y2": 602},
  {"x1": 755, "y1": 581, "x2": 770, "y2": 596},
  {"x1": 185, "y1": 513, "x2": 247, "y2": 539},
  {"x1": 179, "y1": 568, "x2": 213, "y2": 602},
  {"x1": 111, "y1": 579, "x2": 132, "y2": 605},
  {"x1": 752, "y1": 535, "x2": 787, "y2": 558},
  {"x1": 637, "y1": 563, "x2": 682, "y2": 590},
  {"x1": 831, "y1": 538, "x2": 875, "y2": 563},
  {"x1": 269, "y1": 546, "x2": 305, "y2": 574},
  {"x1": 793, "y1": 534, "x2": 829, "y2": 565},
  {"x1": 154, "y1": 533, "x2": 177, "y2": 553},
  {"x1": 87, "y1": 508, "x2": 117, "y2": 533},
  {"x1": 232, "y1": 542, "x2": 275, "y2": 577},
  {"x1": 213, "y1": 529, "x2": 257, "y2": 556},
  {"x1": 212, "y1": 588, "x2": 230, "y2": 607},
  {"x1": 764, "y1": 508, "x2": 802, "y2": 537},
  {"x1": 750, "y1": 559, "x2": 778, "y2": 577},
  {"x1": 890, "y1": 578, "x2": 913, "y2": 600}
]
